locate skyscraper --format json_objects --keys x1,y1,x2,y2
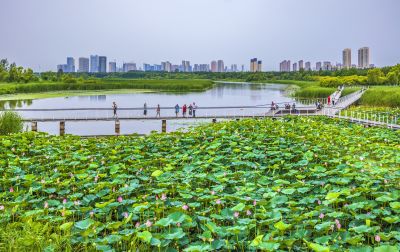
[
  {"x1": 358, "y1": 47, "x2": 370, "y2": 69},
  {"x1": 250, "y1": 58, "x2": 258, "y2": 72},
  {"x1": 123, "y1": 63, "x2": 137, "y2": 72},
  {"x1": 323, "y1": 61, "x2": 332, "y2": 71},
  {"x1": 211, "y1": 61, "x2": 217, "y2": 72},
  {"x1": 181, "y1": 60, "x2": 191, "y2": 72},
  {"x1": 280, "y1": 60, "x2": 291, "y2": 72},
  {"x1": 257, "y1": 61, "x2": 262, "y2": 72},
  {"x1": 217, "y1": 60, "x2": 224, "y2": 72},
  {"x1": 66, "y1": 57, "x2": 75, "y2": 72},
  {"x1": 298, "y1": 60, "x2": 304, "y2": 70},
  {"x1": 98, "y1": 56, "x2": 107, "y2": 73},
  {"x1": 90, "y1": 55, "x2": 99, "y2": 73},
  {"x1": 78, "y1": 57, "x2": 89, "y2": 73},
  {"x1": 109, "y1": 62, "x2": 117, "y2": 73},
  {"x1": 305, "y1": 61, "x2": 311, "y2": 71},
  {"x1": 316, "y1": 62, "x2": 322, "y2": 71},
  {"x1": 293, "y1": 62, "x2": 298, "y2": 72},
  {"x1": 343, "y1": 48, "x2": 352, "y2": 69}
]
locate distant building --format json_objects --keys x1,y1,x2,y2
[
  {"x1": 57, "y1": 64, "x2": 68, "y2": 73},
  {"x1": 250, "y1": 58, "x2": 258, "y2": 72},
  {"x1": 211, "y1": 61, "x2": 218, "y2": 72},
  {"x1": 66, "y1": 57, "x2": 75, "y2": 72},
  {"x1": 182, "y1": 60, "x2": 191, "y2": 72},
  {"x1": 292, "y1": 62, "x2": 298, "y2": 72},
  {"x1": 231, "y1": 64, "x2": 238, "y2": 72},
  {"x1": 298, "y1": 60, "x2": 304, "y2": 70},
  {"x1": 279, "y1": 60, "x2": 291, "y2": 72},
  {"x1": 90, "y1": 55, "x2": 99, "y2": 73},
  {"x1": 161, "y1": 61, "x2": 172, "y2": 72},
  {"x1": 109, "y1": 62, "x2": 117, "y2": 73},
  {"x1": 78, "y1": 57, "x2": 89, "y2": 73},
  {"x1": 316, "y1": 62, "x2": 322, "y2": 71},
  {"x1": 358, "y1": 47, "x2": 370, "y2": 69},
  {"x1": 305, "y1": 61, "x2": 311, "y2": 71},
  {"x1": 123, "y1": 63, "x2": 137, "y2": 72},
  {"x1": 323, "y1": 61, "x2": 332, "y2": 71},
  {"x1": 343, "y1": 48, "x2": 352, "y2": 69},
  {"x1": 241, "y1": 65, "x2": 245, "y2": 72},
  {"x1": 257, "y1": 61, "x2": 262, "y2": 72},
  {"x1": 217, "y1": 60, "x2": 225, "y2": 72},
  {"x1": 98, "y1": 56, "x2": 107, "y2": 73}
]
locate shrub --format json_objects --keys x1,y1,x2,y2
[{"x1": 0, "y1": 111, "x2": 24, "y2": 135}]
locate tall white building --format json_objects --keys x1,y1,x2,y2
[
  {"x1": 78, "y1": 57, "x2": 89, "y2": 72},
  {"x1": 343, "y1": 48, "x2": 352, "y2": 69},
  {"x1": 358, "y1": 47, "x2": 370, "y2": 69},
  {"x1": 109, "y1": 62, "x2": 117, "y2": 73},
  {"x1": 305, "y1": 61, "x2": 311, "y2": 71},
  {"x1": 90, "y1": 55, "x2": 99, "y2": 73},
  {"x1": 217, "y1": 60, "x2": 225, "y2": 72},
  {"x1": 66, "y1": 57, "x2": 75, "y2": 72},
  {"x1": 298, "y1": 60, "x2": 304, "y2": 70}
]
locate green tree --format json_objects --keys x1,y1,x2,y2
[
  {"x1": 367, "y1": 68, "x2": 384, "y2": 85},
  {"x1": 22, "y1": 68, "x2": 34, "y2": 83},
  {"x1": 0, "y1": 111, "x2": 23, "y2": 135},
  {"x1": 386, "y1": 71, "x2": 399, "y2": 85}
]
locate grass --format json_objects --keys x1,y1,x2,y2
[
  {"x1": 0, "y1": 79, "x2": 214, "y2": 96},
  {"x1": 340, "y1": 106, "x2": 400, "y2": 124},
  {"x1": 360, "y1": 86, "x2": 400, "y2": 107}
]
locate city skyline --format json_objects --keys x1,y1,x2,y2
[{"x1": 1, "y1": 0, "x2": 399, "y2": 71}]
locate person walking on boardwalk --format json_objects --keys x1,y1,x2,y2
[
  {"x1": 175, "y1": 104, "x2": 180, "y2": 117},
  {"x1": 143, "y1": 102, "x2": 147, "y2": 116},
  {"x1": 327, "y1": 95, "x2": 331, "y2": 105},
  {"x1": 182, "y1": 104, "x2": 187, "y2": 117},
  {"x1": 188, "y1": 104, "x2": 193, "y2": 116},
  {"x1": 156, "y1": 104, "x2": 161, "y2": 117},
  {"x1": 192, "y1": 102, "x2": 198, "y2": 117},
  {"x1": 112, "y1": 102, "x2": 118, "y2": 118}
]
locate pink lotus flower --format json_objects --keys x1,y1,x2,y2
[
  {"x1": 321, "y1": 182, "x2": 325, "y2": 186},
  {"x1": 375, "y1": 235, "x2": 381, "y2": 242},
  {"x1": 63, "y1": 198, "x2": 67, "y2": 204},
  {"x1": 9, "y1": 187, "x2": 14, "y2": 193},
  {"x1": 246, "y1": 210, "x2": 252, "y2": 216},
  {"x1": 135, "y1": 222, "x2": 140, "y2": 228},
  {"x1": 156, "y1": 195, "x2": 159, "y2": 200},
  {"x1": 44, "y1": 201, "x2": 49, "y2": 209},
  {"x1": 61, "y1": 210, "x2": 65, "y2": 217},
  {"x1": 211, "y1": 191, "x2": 215, "y2": 195},
  {"x1": 0, "y1": 205, "x2": 4, "y2": 211},
  {"x1": 336, "y1": 223, "x2": 341, "y2": 229},
  {"x1": 319, "y1": 213, "x2": 325, "y2": 219},
  {"x1": 145, "y1": 220, "x2": 152, "y2": 227},
  {"x1": 161, "y1": 193, "x2": 167, "y2": 201},
  {"x1": 317, "y1": 200, "x2": 322, "y2": 205},
  {"x1": 253, "y1": 200, "x2": 257, "y2": 206},
  {"x1": 216, "y1": 199, "x2": 221, "y2": 204},
  {"x1": 123, "y1": 212, "x2": 129, "y2": 218},
  {"x1": 182, "y1": 204, "x2": 189, "y2": 211},
  {"x1": 176, "y1": 222, "x2": 181, "y2": 227},
  {"x1": 117, "y1": 196, "x2": 123, "y2": 203},
  {"x1": 234, "y1": 212, "x2": 239, "y2": 218}
]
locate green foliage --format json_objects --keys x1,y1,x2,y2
[
  {"x1": 0, "y1": 111, "x2": 23, "y2": 135},
  {"x1": 360, "y1": 86, "x2": 400, "y2": 107},
  {"x1": 367, "y1": 68, "x2": 385, "y2": 85},
  {"x1": 1, "y1": 117, "x2": 400, "y2": 250}
]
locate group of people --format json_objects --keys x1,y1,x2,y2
[
  {"x1": 284, "y1": 103, "x2": 296, "y2": 110},
  {"x1": 112, "y1": 102, "x2": 198, "y2": 118},
  {"x1": 315, "y1": 100, "x2": 323, "y2": 110}
]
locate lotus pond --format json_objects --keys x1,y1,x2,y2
[
  {"x1": 340, "y1": 106, "x2": 400, "y2": 125},
  {"x1": 0, "y1": 116, "x2": 400, "y2": 251}
]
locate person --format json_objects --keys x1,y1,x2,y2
[
  {"x1": 188, "y1": 104, "x2": 193, "y2": 116},
  {"x1": 112, "y1": 102, "x2": 118, "y2": 118},
  {"x1": 174, "y1": 104, "x2": 180, "y2": 117},
  {"x1": 143, "y1": 102, "x2": 147, "y2": 116},
  {"x1": 327, "y1": 95, "x2": 331, "y2": 105},
  {"x1": 292, "y1": 103, "x2": 296, "y2": 112},
  {"x1": 182, "y1": 104, "x2": 187, "y2": 117},
  {"x1": 332, "y1": 100, "x2": 335, "y2": 106},
  {"x1": 271, "y1": 101, "x2": 275, "y2": 110},
  {"x1": 192, "y1": 102, "x2": 197, "y2": 117},
  {"x1": 156, "y1": 104, "x2": 161, "y2": 117}
]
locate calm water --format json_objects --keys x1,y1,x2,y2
[{"x1": 2, "y1": 83, "x2": 295, "y2": 135}]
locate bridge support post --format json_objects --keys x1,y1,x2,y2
[
  {"x1": 60, "y1": 121, "x2": 65, "y2": 136},
  {"x1": 212, "y1": 118, "x2": 217, "y2": 123},
  {"x1": 31, "y1": 121, "x2": 37, "y2": 132},
  {"x1": 115, "y1": 120, "x2": 120, "y2": 135},
  {"x1": 162, "y1": 120, "x2": 166, "y2": 133}
]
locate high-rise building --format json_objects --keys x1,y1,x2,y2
[
  {"x1": 217, "y1": 60, "x2": 225, "y2": 72},
  {"x1": 90, "y1": 55, "x2": 99, "y2": 73},
  {"x1": 298, "y1": 60, "x2": 304, "y2": 70},
  {"x1": 98, "y1": 56, "x2": 107, "y2": 73},
  {"x1": 57, "y1": 64, "x2": 68, "y2": 73},
  {"x1": 109, "y1": 62, "x2": 117, "y2": 73},
  {"x1": 305, "y1": 61, "x2": 311, "y2": 71},
  {"x1": 257, "y1": 61, "x2": 262, "y2": 72},
  {"x1": 293, "y1": 62, "x2": 298, "y2": 72},
  {"x1": 250, "y1": 58, "x2": 258, "y2": 72},
  {"x1": 279, "y1": 60, "x2": 291, "y2": 72},
  {"x1": 343, "y1": 48, "x2": 352, "y2": 69},
  {"x1": 66, "y1": 57, "x2": 75, "y2": 72},
  {"x1": 78, "y1": 57, "x2": 89, "y2": 73},
  {"x1": 211, "y1": 61, "x2": 218, "y2": 72},
  {"x1": 358, "y1": 47, "x2": 370, "y2": 69},
  {"x1": 241, "y1": 65, "x2": 245, "y2": 72},
  {"x1": 316, "y1": 62, "x2": 322, "y2": 71},
  {"x1": 123, "y1": 63, "x2": 137, "y2": 72},
  {"x1": 181, "y1": 60, "x2": 191, "y2": 72},
  {"x1": 323, "y1": 61, "x2": 332, "y2": 71}
]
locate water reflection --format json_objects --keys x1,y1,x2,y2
[{"x1": 0, "y1": 99, "x2": 33, "y2": 110}]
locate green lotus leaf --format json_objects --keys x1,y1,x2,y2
[
  {"x1": 151, "y1": 170, "x2": 163, "y2": 177},
  {"x1": 281, "y1": 188, "x2": 296, "y2": 195},
  {"x1": 389, "y1": 202, "x2": 400, "y2": 209},
  {"x1": 231, "y1": 203, "x2": 245, "y2": 211},
  {"x1": 137, "y1": 231, "x2": 152, "y2": 243},
  {"x1": 306, "y1": 241, "x2": 330, "y2": 252},
  {"x1": 74, "y1": 218, "x2": 95, "y2": 230},
  {"x1": 325, "y1": 192, "x2": 341, "y2": 200},
  {"x1": 274, "y1": 221, "x2": 292, "y2": 231},
  {"x1": 164, "y1": 228, "x2": 186, "y2": 240},
  {"x1": 258, "y1": 242, "x2": 280, "y2": 251},
  {"x1": 250, "y1": 235, "x2": 264, "y2": 247},
  {"x1": 59, "y1": 222, "x2": 74, "y2": 231},
  {"x1": 155, "y1": 217, "x2": 173, "y2": 227},
  {"x1": 376, "y1": 195, "x2": 394, "y2": 202},
  {"x1": 373, "y1": 245, "x2": 398, "y2": 252}
]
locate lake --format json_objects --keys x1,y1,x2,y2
[{"x1": 1, "y1": 82, "x2": 296, "y2": 135}]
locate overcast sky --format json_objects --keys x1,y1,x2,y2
[{"x1": 1, "y1": 0, "x2": 399, "y2": 71}]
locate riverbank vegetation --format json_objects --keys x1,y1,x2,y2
[
  {"x1": 0, "y1": 111, "x2": 23, "y2": 134},
  {"x1": 360, "y1": 86, "x2": 400, "y2": 107},
  {"x1": 1, "y1": 117, "x2": 399, "y2": 251}
]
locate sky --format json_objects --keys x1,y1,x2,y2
[{"x1": 0, "y1": 0, "x2": 399, "y2": 72}]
